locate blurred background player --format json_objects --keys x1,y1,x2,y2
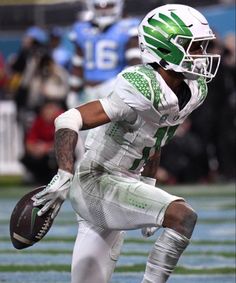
[{"x1": 67, "y1": 0, "x2": 141, "y2": 107}]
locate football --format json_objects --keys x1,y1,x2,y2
[{"x1": 10, "y1": 186, "x2": 55, "y2": 250}]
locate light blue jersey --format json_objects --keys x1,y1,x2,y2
[{"x1": 70, "y1": 18, "x2": 140, "y2": 82}]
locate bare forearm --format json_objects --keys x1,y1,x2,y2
[
  {"x1": 53, "y1": 101, "x2": 110, "y2": 173},
  {"x1": 54, "y1": 129, "x2": 78, "y2": 174}
]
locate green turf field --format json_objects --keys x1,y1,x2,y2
[{"x1": 0, "y1": 183, "x2": 235, "y2": 283}]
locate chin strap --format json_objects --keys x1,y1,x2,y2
[{"x1": 142, "y1": 228, "x2": 190, "y2": 283}]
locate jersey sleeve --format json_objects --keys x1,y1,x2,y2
[
  {"x1": 99, "y1": 67, "x2": 154, "y2": 123},
  {"x1": 99, "y1": 91, "x2": 135, "y2": 122},
  {"x1": 115, "y1": 68, "x2": 155, "y2": 111},
  {"x1": 118, "y1": 65, "x2": 162, "y2": 110}
]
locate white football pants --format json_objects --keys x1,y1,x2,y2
[{"x1": 71, "y1": 217, "x2": 125, "y2": 283}]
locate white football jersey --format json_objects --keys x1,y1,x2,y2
[{"x1": 83, "y1": 64, "x2": 207, "y2": 177}]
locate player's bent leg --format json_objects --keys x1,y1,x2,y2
[
  {"x1": 71, "y1": 168, "x2": 196, "y2": 282},
  {"x1": 71, "y1": 217, "x2": 125, "y2": 283},
  {"x1": 142, "y1": 200, "x2": 197, "y2": 283}
]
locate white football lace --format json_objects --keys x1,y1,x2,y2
[{"x1": 35, "y1": 215, "x2": 52, "y2": 240}]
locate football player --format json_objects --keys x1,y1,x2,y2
[
  {"x1": 67, "y1": 0, "x2": 141, "y2": 107},
  {"x1": 34, "y1": 4, "x2": 221, "y2": 283}
]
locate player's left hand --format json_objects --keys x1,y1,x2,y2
[
  {"x1": 32, "y1": 169, "x2": 73, "y2": 218},
  {"x1": 141, "y1": 226, "x2": 159, "y2": 238}
]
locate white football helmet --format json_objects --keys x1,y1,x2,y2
[
  {"x1": 87, "y1": 0, "x2": 124, "y2": 29},
  {"x1": 138, "y1": 4, "x2": 221, "y2": 81}
]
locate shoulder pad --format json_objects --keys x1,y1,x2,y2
[
  {"x1": 121, "y1": 65, "x2": 161, "y2": 110},
  {"x1": 69, "y1": 21, "x2": 93, "y2": 44}
]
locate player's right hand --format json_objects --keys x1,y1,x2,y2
[{"x1": 32, "y1": 169, "x2": 73, "y2": 218}]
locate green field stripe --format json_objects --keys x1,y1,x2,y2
[
  {"x1": 185, "y1": 251, "x2": 236, "y2": 258},
  {"x1": 0, "y1": 236, "x2": 76, "y2": 242},
  {"x1": 2, "y1": 217, "x2": 235, "y2": 226},
  {"x1": 1, "y1": 184, "x2": 235, "y2": 199},
  {"x1": 121, "y1": 251, "x2": 236, "y2": 258},
  {"x1": 191, "y1": 240, "x2": 236, "y2": 245},
  {"x1": 0, "y1": 176, "x2": 23, "y2": 188},
  {"x1": 0, "y1": 249, "x2": 235, "y2": 259},
  {"x1": 0, "y1": 264, "x2": 234, "y2": 274},
  {"x1": 0, "y1": 249, "x2": 72, "y2": 255},
  {"x1": 0, "y1": 220, "x2": 77, "y2": 226},
  {"x1": 124, "y1": 238, "x2": 236, "y2": 246},
  {"x1": 176, "y1": 266, "x2": 236, "y2": 275},
  {"x1": 115, "y1": 265, "x2": 236, "y2": 274},
  {"x1": 218, "y1": 203, "x2": 236, "y2": 210},
  {"x1": 1, "y1": 237, "x2": 235, "y2": 246},
  {"x1": 0, "y1": 265, "x2": 70, "y2": 272}
]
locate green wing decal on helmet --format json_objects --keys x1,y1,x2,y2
[
  {"x1": 142, "y1": 12, "x2": 192, "y2": 65},
  {"x1": 122, "y1": 65, "x2": 162, "y2": 110},
  {"x1": 159, "y1": 12, "x2": 192, "y2": 35}
]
